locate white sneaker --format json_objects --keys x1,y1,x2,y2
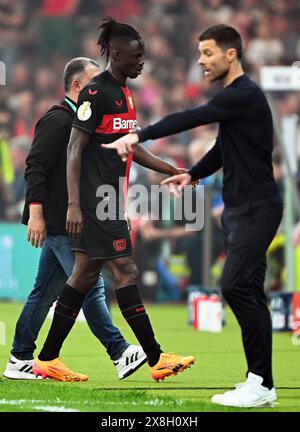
[
  {"x1": 3, "y1": 355, "x2": 42, "y2": 380},
  {"x1": 211, "y1": 372, "x2": 277, "y2": 408},
  {"x1": 113, "y1": 345, "x2": 147, "y2": 380}
]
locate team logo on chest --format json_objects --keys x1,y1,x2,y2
[
  {"x1": 115, "y1": 99, "x2": 124, "y2": 108},
  {"x1": 77, "y1": 101, "x2": 92, "y2": 121}
]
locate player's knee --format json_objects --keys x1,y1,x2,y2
[
  {"x1": 84, "y1": 270, "x2": 99, "y2": 289},
  {"x1": 114, "y1": 262, "x2": 139, "y2": 287},
  {"x1": 125, "y1": 271, "x2": 139, "y2": 286},
  {"x1": 69, "y1": 269, "x2": 99, "y2": 293}
]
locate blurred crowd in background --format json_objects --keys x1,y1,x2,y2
[{"x1": 0, "y1": 0, "x2": 300, "y2": 301}]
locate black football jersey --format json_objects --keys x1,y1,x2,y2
[{"x1": 72, "y1": 71, "x2": 137, "y2": 213}]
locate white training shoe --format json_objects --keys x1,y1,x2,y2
[
  {"x1": 113, "y1": 345, "x2": 147, "y2": 380},
  {"x1": 211, "y1": 372, "x2": 277, "y2": 408},
  {"x1": 3, "y1": 355, "x2": 42, "y2": 380}
]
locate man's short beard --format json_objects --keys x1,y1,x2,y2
[{"x1": 214, "y1": 67, "x2": 229, "y2": 82}]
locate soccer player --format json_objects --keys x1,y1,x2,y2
[
  {"x1": 32, "y1": 18, "x2": 195, "y2": 382},
  {"x1": 104, "y1": 25, "x2": 283, "y2": 407},
  {"x1": 3, "y1": 57, "x2": 147, "y2": 382}
]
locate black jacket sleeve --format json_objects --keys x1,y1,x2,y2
[
  {"x1": 25, "y1": 112, "x2": 68, "y2": 204},
  {"x1": 188, "y1": 138, "x2": 222, "y2": 181},
  {"x1": 137, "y1": 91, "x2": 239, "y2": 142}
]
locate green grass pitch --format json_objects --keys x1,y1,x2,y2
[{"x1": 0, "y1": 302, "x2": 299, "y2": 412}]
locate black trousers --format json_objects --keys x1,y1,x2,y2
[{"x1": 221, "y1": 196, "x2": 283, "y2": 389}]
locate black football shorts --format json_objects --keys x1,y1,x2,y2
[{"x1": 73, "y1": 208, "x2": 133, "y2": 260}]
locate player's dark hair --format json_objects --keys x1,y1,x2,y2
[
  {"x1": 97, "y1": 17, "x2": 142, "y2": 62},
  {"x1": 199, "y1": 24, "x2": 243, "y2": 59},
  {"x1": 63, "y1": 57, "x2": 99, "y2": 92}
]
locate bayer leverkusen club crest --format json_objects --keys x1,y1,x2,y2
[
  {"x1": 128, "y1": 96, "x2": 134, "y2": 109},
  {"x1": 77, "y1": 101, "x2": 92, "y2": 121},
  {"x1": 113, "y1": 238, "x2": 127, "y2": 252}
]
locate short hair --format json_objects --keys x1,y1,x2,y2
[
  {"x1": 199, "y1": 24, "x2": 243, "y2": 59},
  {"x1": 63, "y1": 57, "x2": 99, "y2": 92},
  {"x1": 97, "y1": 17, "x2": 142, "y2": 62}
]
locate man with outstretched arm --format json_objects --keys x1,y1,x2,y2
[{"x1": 103, "y1": 24, "x2": 283, "y2": 407}]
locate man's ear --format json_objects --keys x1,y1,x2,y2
[
  {"x1": 227, "y1": 48, "x2": 237, "y2": 63},
  {"x1": 111, "y1": 48, "x2": 121, "y2": 62},
  {"x1": 72, "y1": 78, "x2": 82, "y2": 93}
]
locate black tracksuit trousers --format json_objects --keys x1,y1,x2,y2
[{"x1": 221, "y1": 196, "x2": 283, "y2": 389}]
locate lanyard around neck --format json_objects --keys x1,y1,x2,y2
[{"x1": 64, "y1": 97, "x2": 77, "y2": 112}]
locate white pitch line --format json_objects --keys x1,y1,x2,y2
[
  {"x1": 34, "y1": 406, "x2": 80, "y2": 412},
  {"x1": 0, "y1": 397, "x2": 184, "y2": 410},
  {"x1": 0, "y1": 399, "x2": 80, "y2": 412}
]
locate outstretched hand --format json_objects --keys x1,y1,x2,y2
[
  {"x1": 102, "y1": 133, "x2": 139, "y2": 162},
  {"x1": 160, "y1": 172, "x2": 192, "y2": 192}
]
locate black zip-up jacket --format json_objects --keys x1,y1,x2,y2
[{"x1": 22, "y1": 98, "x2": 75, "y2": 234}]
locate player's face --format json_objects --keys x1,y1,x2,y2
[
  {"x1": 198, "y1": 39, "x2": 231, "y2": 83},
  {"x1": 119, "y1": 39, "x2": 145, "y2": 79}
]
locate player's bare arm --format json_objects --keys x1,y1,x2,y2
[
  {"x1": 133, "y1": 144, "x2": 186, "y2": 176},
  {"x1": 66, "y1": 127, "x2": 90, "y2": 239}
]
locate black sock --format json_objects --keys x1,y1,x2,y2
[
  {"x1": 116, "y1": 284, "x2": 162, "y2": 366},
  {"x1": 39, "y1": 284, "x2": 86, "y2": 361}
]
